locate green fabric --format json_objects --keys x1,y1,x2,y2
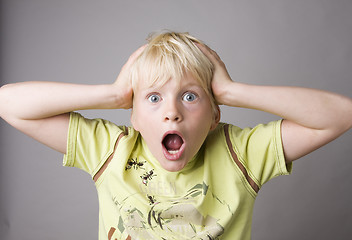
[{"x1": 63, "y1": 112, "x2": 291, "y2": 240}]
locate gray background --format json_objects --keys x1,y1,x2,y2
[{"x1": 1, "y1": 0, "x2": 351, "y2": 239}]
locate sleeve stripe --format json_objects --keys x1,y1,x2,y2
[
  {"x1": 93, "y1": 127, "x2": 128, "y2": 182},
  {"x1": 224, "y1": 124, "x2": 260, "y2": 193}
]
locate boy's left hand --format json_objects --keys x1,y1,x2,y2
[
  {"x1": 198, "y1": 43, "x2": 352, "y2": 163},
  {"x1": 196, "y1": 43, "x2": 233, "y2": 105}
]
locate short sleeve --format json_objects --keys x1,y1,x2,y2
[
  {"x1": 63, "y1": 112, "x2": 124, "y2": 178},
  {"x1": 229, "y1": 120, "x2": 292, "y2": 188}
]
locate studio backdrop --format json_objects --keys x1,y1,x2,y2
[{"x1": 1, "y1": 0, "x2": 352, "y2": 239}]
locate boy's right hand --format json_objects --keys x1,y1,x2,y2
[
  {"x1": 113, "y1": 45, "x2": 146, "y2": 109},
  {"x1": 0, "y1": 44, "x2": 147, "y2": 154}
]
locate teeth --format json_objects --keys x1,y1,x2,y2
[{"x1": 168, "y1": 150, "x2": 179, "y2": 154}]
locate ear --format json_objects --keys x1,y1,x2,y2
[{"x1": 210, "y1": 105, "x2": 221, "y2": 130}]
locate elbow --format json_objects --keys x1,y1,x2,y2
[
  {"x1": 0, "y1": 83, "x2": 16, "y2": 120},
  {"x1": 0, "y1": 84, "x2": 8, "y2": 118},
  {"x1": 331, "y1": 95, "x2": 352, "y2": 135},
  {"x1": 342, "y1": 99, "x2": 352, "y2": 132},
  {"x1": 344, "y1": 114, "x2": 352, "y2": 133}
]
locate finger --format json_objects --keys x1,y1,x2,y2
[
  {"x1": 119, "y1": 45, "x2": 147, "y2": 75},
  {"x1": 127, "y1": 44, "x2": 147, "y2": 63},
  {"x1": 195, "y1": 43, "x2": 222, "y2": 64}
]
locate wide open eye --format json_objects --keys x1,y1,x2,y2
[
  {"x1": 148, "y1": 94, "x2": 161, "y2": 103},
  {"x1": 182, "y1": 92, "x2": 197, "y2": 102}
]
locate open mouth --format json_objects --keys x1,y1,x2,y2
[{"x1": 162, "y1": 132, "x2": 185, "y2": 160}]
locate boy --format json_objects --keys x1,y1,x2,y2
[{"x1": 0, "y1": 32, "x2": 351, "y2": 239}]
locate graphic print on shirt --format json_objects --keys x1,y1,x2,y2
[
  {"x1": 109, "y1": 157, "x2": 231, "y2": 239},
  {"x1": 140, "y1": 169, "x2": 157, "y2": 186},
  {"x1": 147, "y1": 195, "x2": 158, "y2": 205},
  {"x1": 125, "y1": 157, "x2": 146, "y2": 170}
]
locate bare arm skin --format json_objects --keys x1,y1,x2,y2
[
  {"x1": 198, "y1": 44, "x2": 352, "y2": 162},
  {"x1": 0, "y1": 46, "x2": 145, "y2": 154}
]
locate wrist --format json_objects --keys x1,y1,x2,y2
[
  {"x1": 110, "y1": 82, "x2": 133, "y2": 109},
  {"x1": 214, "y1": 81, "x2": 246, "y2": 107}
]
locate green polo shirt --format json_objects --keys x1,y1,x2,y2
[{"x1": 64, "y1": 112, "x2": 291, "y2": 240}]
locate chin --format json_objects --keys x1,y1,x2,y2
[{"x1": 160, "y1": 160, "x2": 188, "y2": 172}]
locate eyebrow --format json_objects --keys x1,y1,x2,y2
[{"x1": 139, "y1": 81, "x2": 203, "y2": 92}]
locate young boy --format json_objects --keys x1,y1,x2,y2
[{"x1": 1, "y1": 32, "x2": 351, "y2": 240}]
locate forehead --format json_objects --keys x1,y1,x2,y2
[{"x1": 134, "y1": 72, "x2": 203, "y2": 93}]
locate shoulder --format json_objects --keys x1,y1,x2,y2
[
  {"x1": 68, "y1": 112, "x2": 139, "y2": 139},
  {"x1": 206, "y1": 120, "x2": 284, "y2": 163},
  {"x1": 223, "y1": 120, "x2": 282, "y2": 145},
  {"x1": 207, "y1": 120, "x2": 281, "y2": 141}
]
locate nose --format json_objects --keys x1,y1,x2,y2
[{"x1": 163, "y1": 100, "x2": 183, "y2": 122}]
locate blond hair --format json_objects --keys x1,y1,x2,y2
[{"x1": 130, "y1": 31, "x2": 218, "y2": 116}]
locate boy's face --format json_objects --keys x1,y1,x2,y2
[{"x1": 131, "y1": 73, "x2": 219, "y2": 172}]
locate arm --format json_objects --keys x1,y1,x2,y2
[
  {"x1": 0, "y1": 83, "x2": 122, "y2": 153},
  {"x1": 198, "y1": 44, "x2": 352, "y2": 162},
  {"x1": 0, "y1": 45, "x2": 145, "y2": 154}
]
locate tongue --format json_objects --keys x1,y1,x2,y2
[{"x1": 163, "y1": 134, "x2": 183, "y2": 150}]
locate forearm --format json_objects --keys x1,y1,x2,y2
[
  {"x1": 0, "y1": 81, "x2": 125, "y2": 121},
  {"x1": 220, "y1": 82, "x2": 352, "y2": 133}
]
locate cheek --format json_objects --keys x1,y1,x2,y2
[
  {"x1": 187, "y1": 102, "x2": 213, "y2": 122},
  {"x1": 131, "y1": 103, "x2": 158, "y2": 132}
]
